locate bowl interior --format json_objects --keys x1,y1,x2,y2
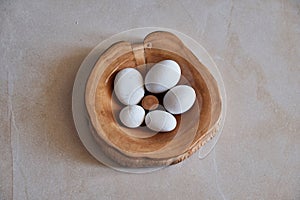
[{"x1": 94, "y1": 46, "x2": 213, "y2": 158}]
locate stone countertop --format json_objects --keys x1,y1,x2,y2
[{"x1": 0, "y1": 1, "x2": 299, "y2": 199}]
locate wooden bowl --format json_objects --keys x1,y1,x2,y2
[{"x1": 85, "y1": 31, "x2": 222, "y2": 167}]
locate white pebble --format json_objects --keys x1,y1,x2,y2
[
  {"x1": 145, "y1": 110, "x2": 177, "y2": 132},
  {"x1": 119, "y1": 105, "x2": 145, "y2": 128},
  {"x1": 163, "y1": 85, "x2": 196, "y2": 114},
  {"x1": 114, "y1": 68, "x2": 145, "y2": 105},
  {"x1": 145, "y1": 60, "x2": 181, "y2": 93}
]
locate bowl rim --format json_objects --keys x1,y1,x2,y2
[
  {"x1": 86, "y1": 31, "x2": 223, "y2": 162},
  {"x1": 73, "y1": 27, "x2": 227, "y2": 170}
]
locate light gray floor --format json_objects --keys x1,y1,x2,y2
[{"x1": 1, "y1": 0, "x2": 299, "y2": 199}]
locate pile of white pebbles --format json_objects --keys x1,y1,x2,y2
[{"x1": 114, "y1": 60, "x2": 196, "y2": 132}]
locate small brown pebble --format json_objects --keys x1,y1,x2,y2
[{"x1": 141, "y1": 95, "x2": 159, "y2": 110}]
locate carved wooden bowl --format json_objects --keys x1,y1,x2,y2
[{"x1": 85, "y1": 31, "x2": 222, "y2": 167}]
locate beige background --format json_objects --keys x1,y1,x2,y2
[{"x1": 1, "y1": 0, "x2": 299, "y2": 199}]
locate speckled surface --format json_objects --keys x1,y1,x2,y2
[{"x1": 0, "y1": 0, "x2": 299, "y2": 199}]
